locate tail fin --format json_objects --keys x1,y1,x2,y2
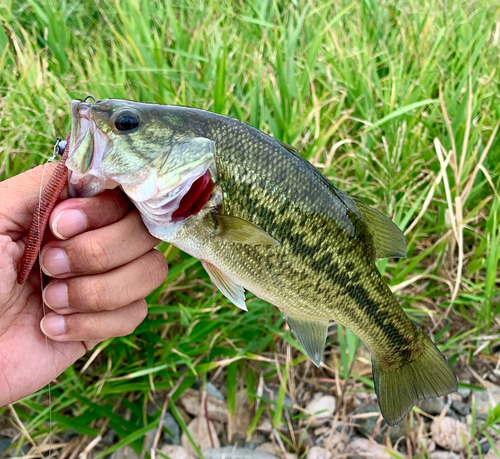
[{"x1": 372, "y1": 330, "x2": 458, "y2": 426}]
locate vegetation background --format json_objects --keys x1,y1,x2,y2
[{"x1": 0, "y1": 0, "x2": 499, "y2": 457}]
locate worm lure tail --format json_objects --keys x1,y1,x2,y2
[{"x1": 17, "y1": 132, "x2": 71, "y2": 285}]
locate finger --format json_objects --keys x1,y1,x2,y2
[
  {"x1": 0, "y1": 163, "x2": 68, "y2": 234},
  {"x1": 43, "y1": 249, "x2": 168, "y2": 313},
  {"x1": 40, "y1": 209, "x2": 160, "y2": 278},
  {"x1": 40, "y1": 300, "x2": 148, "y2": 342},
  {"x1": 49, "y1": 188, "x2": 132, "y2": 240}
]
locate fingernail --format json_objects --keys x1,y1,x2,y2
[
  {"x1": 43, "y1": 282, "x2": 68, "y2": 309},
  {"x1": 41, "y1": 248, "x2": 70, "y2": 276},
  {"x1": 52, "y1": 209, "x2": 87, "y2": 240},
  {"x1": 41, "y1": 315, "x2": 66, "y2": 336}
]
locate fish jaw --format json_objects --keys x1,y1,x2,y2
[{"x1": 67, "y1": 100, "x2": 118, "y2": 197}]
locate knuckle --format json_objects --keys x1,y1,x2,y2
[{"x1": 83, "y1": 238, "x2": 112, "y2": 272}]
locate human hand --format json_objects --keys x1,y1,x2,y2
[{"x1": 0, "y1": 164, "x2": 168, "y2": 406}]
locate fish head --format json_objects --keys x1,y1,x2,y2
[
  {"x1": 67, "y1": 98, "x2": 179, "y2": 197},
  {"x1": 67, "y1": 98, "x2": 218, "y2": 236}
]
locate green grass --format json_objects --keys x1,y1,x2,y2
[{"x1": 1, "y1": 0, "x2": 500, "y2": 457}]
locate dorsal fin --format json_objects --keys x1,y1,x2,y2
[
  {"x1": 278, "y1": 140, "x2": 302, "y2": 158},
  {"x1": 353, "y1": 198, "x2": 406, "y2": 259}
]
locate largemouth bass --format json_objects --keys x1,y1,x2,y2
[{"x1": 66, "y1": 98, "x2": 457, "y2": 426}]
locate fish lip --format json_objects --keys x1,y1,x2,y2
[{"x1": 67, "y1": 100, "x2": 116, "y2": 197}]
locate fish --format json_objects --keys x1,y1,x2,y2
[{"x1": 65, "y1": 98, "x2": 458, "y2": 426}]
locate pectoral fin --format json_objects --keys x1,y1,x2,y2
[
  {"x1": 353, "y1": 198, "x2": 407, "y2": 259},
  {"x1": 214, "y1": 214, "x2": 280, "y2": 246},
  {"x1": 201, "y1": 261, "x2": 247, "y2": 311},
  {"x1": 284, "y1": 314, "x2": 329, "y2": 367}
]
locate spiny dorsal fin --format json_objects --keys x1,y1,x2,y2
[
  {"x1": 284, "y1": 314, "x2": 329, "y2": 367},
  {"x1": 214, "y1": 214, "x2": 281, "y2": 246},
  {"x1": 201, "y1": 261, "x2": 247, "y2": 311},
  {"x1": 353, "y1": 198, "x2": 407, "y2": 259},
  {"x1": 278, "y1": 140, "x2": 302, "y2": 158}
]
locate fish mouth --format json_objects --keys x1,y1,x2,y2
[{"x1": 67, "y1": 100, "x2": 117, "y2": 197}]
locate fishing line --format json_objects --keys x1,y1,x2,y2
[
  {"x1": 39, "y1": 142, "x2": 58, "y2": 458},
  {"x1": 37, "y1": 138, "x2": 66, "y2": 458}
]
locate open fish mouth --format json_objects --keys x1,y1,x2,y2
[{"x1": 67, "y1": 100, "x2": 117, "y2": 197}]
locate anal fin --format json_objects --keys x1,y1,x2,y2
[
  {"x1": 201, "y1": 261, "x2": 247, "y2": 311},
  {"x1": 284, "y1": 314, "x2": 329, "y2": 367}
]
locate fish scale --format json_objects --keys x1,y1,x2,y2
[{"x1": 66, "y1": 98, "x2": 458, "y2": 426}]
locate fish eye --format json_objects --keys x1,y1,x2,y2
[{"x1": 114, "y1": 110, "x2": 140, "y2": 131}]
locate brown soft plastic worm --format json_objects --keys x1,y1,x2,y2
[{"x1": 17, "y1": 132, "x2": 71, "y2": 285}]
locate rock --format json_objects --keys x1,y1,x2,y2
[
  {"x1": 457, "y1": 387, "x2": 470, "y2": 400},
  {"x1": 420, "y1": 398, "x2": 446, "y2": 416},
  {"x1": 475, "y1": 388, "x2": 500, "y2": 415},
  {"x1": 246, "y1": 432, "x2": 267, "y2": 449},
  {"x1": 388, "y1": 422, "x2": 407, "y2": 444},
  {"x1": 206, "y1": 383, "x2": 226, "y2": 401},
  {"x1": 484, "y1": 440, "x2": 500, "y2": 459},
  {"x1": 204, "y1": 446, "x2": 279, "y2": 459},
  {"x1": 161, "y1": 445, "x2": 195, "y2": 459},
  {"x1": 353, "y1": 404, "x2": 385, "y2": 442},
  {"x1": 0, "y1": 439, "x2": 29, "y2": 458},
  {"x1": 0, "y1": 439, "x2": 12, "y2": 458},
  {"x1": 306, "y1": 446, "x2": 331, "y2": 459},
  {"x1": 231, "y1": 391, "x2": 254, "y2": 441},
  {"x1": 256, "y1": 443, "x2": 277, "y2": 455},
  {"x1": 180, "y1": 388, "x2": 228, "y2": 422},
  {"x1": 263, "y1": 387, "x2": 293, "y2": 411},
  {"x1": 181, "y1": 416, "x2": 220, "y2": 456},
  {"x1": 304, "y1": 395, "x2": 336, "y2": 427},
  {"x1": 345, "y1": 437, "x2": 393, "y2": 459},
  {"x1": 144, "y1": 428, "x2": 156, "y2": 453},
  {"x1": 164, "y1": 412, "x2": 181, "y2": 445},
  {"x1": 101, "y1": 429, "x2": 117, "y2": 446},
  {"x1": 429, "y1": 452, "x2": 460, "y2": 459},
  {"x1": 110, "y1": 445, "x2": 142, "y2": 459},
  {"x1": 431, "y1": 417, "x2": 471, "y2": 452},
  {"x1": 451, "y1": 400, "x2": 471, "y2": 416}
]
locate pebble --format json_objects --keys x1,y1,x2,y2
[
  {"x1": 484, "y1": 440, "x2": 500, "y2": 459},
  {"x1": 161, "y1": 445, "x2": 195, "y2": 459},
  {"x1": 431, "y1": 417, "x2": 471, "y2": 452},
  {"x1": 163, "y1": 412, "x2": 181, "y2": 445},
  {"x1": 255, "y1": 442, "x2": 297, "y2": 459},
  {"x1": 304, "y1": 395, "x2": 336, "y2": 427},
  {"x1": 428, "y1": 452, "x2": 460, "y2": 459},
  {"x1": 451, "y1": 400, "x2": 471, "y2": 416},
  {"x1": 263, "y1": 387, "x2": 293, "y2": 411},
  {"x1": 232, "y1": 391, "x2": 253, "y2": 440},
  {"x1": 110, "y1": 445, "x2": 141, "y2": 459},
  {"x1": 353, "y1": 403, "x2": 385, "y2": 443},
  {"x1": 204, "y1": 446, "x2": 279, "y2": 459},
  {"x1": 475, "y1": 388, "x2": 500, "y2": 415},
  {"x1": 181, "y1": 416, "x2": 221, "y2": 456},
  {"x1": 420, "y1": 398, "x2": 446, "y2": 416},
  {"x1": 206, "y1": 382, "x2": 226, "y2": 401},
  {"x1": 306, "y1": 446, "x2": 331, "y2": 459},
  {"x1": 345, "y1": 437, "x2": 393, "y2": 459},
  {"x1": 180, "y1": 388, "x2": 228, "y2": 422},
  {"x1": 0, "y1": 439, "x2": 11, "y2": 458}
]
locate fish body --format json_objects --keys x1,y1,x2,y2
[{"x1": 67, "y1": 99, "x2": 457, "y2": 425}]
